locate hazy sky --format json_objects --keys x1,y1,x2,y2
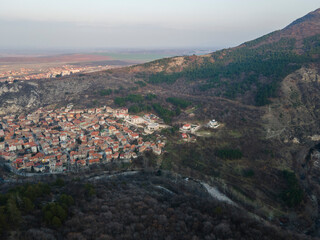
[{"x1": 0, "y1": 0, "x2": 319, "y2": 50}]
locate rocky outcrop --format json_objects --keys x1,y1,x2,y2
[
  {"x1": 0, "y1": 81, "x2": 40, "y2": 115},
  {"x1": 262, "y1": 67, "x2": 320, "y2": 143},
  {"x1": 0, "y1": 71, "x2": 136, "y2": 116}
]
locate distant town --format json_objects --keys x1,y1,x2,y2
[
  {"x1": 0, "y1": 105, "x2": 168, "y2": 173},
  {"x1": 0, "y1": 64, "x2": 118, "y2": 82}
]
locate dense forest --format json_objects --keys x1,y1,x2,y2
[
  {"x1": 0, "y1": 173, "x2": 309, "y2": 239},
  {"x1": 0, "y1": 179, "x2": 75, "y2": 235}
]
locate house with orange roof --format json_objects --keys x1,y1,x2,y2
[
  {"x1": 24, "y1": 161, "x2": 34, "y2": 169},
  {"x1": 100, "y1": 143, "x2": 109, "y2": 150},
  {"x1": 70, "y1": 151, "x2": 79, "y2": 160},
  {"x1": 130, "y1": 133, "x2": 139, "y2": 139},
  {"x1": 93, "y1": 124, "x2": 100, "y2": 130},
  {"x1": 60, "y1": 132, "x2": 68, "y2": 141},
  {"x1": 106, "y1": 154, "x2": 113, "y2": 162},
  {"x1": 91, "y1": 131, "x2": 100, "y2": 138},
  {"x1": 8, "y1": 143, "x2": 17, "y2": 152},
  {"x1": 88, "y1": 158, "x2": 100, "y2": 165},
  {"x1": 30, "y1": 142, "x2": 38, "y2": 153},
  {"x1": 153, "y1": 147, "x2": 162, "y2": 155},
  {"x1": 77, "y1": 159, "x2": 86, "y2": 166},
  {"x1": 2, "y1": 151, "x2": 15, "y2": 161},
  {"x1": 182, "y1": 124, "x2": 191, "y2": 130},
  {"x1": 55, "y1": 161, "x2": 63, "y2": 172},
  {"x1": 131, "y1": 116, "x2": 145, "y2": 124},
  {"x1": 105, "y1": 148, "x2": 112, "y2": 155},
  {"x1": 0, "y1": 142, "x2": 5, "y2": 150},
  {"x1": 124, "y1": 152, "x2": 131, "y2": 161},
  {"x1": 112, "y1": 152, "x2": 119, "y2": 159},
  {"x1": 112, "y1": 145, "x2": 119, "y2": 152},
  {"x1": 139, "y1": 146, "x2": 147, "y2": 153},
  {"x1": 181, "y1": 133, "x2": 188, "y2": 139},
  {"x1": 88, "y1": 109, "x2": 95, "y2": 114},
  {"x1": 99, "y1": 119, "x2": 105, "y2": 125}
]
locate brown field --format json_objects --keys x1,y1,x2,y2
[{"x1": 0, "y1": 53, "x2": 112, "y2": 64}]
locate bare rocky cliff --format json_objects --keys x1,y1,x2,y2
[
  {"x1": 263, "y1": 67, "x2": 320, "y2": 143},
  {"x1": 0, "y1": 81, "x2": 40, "y2": 115},
  {"x1": 0, "y1": 71, "x2": 135, "y2": 116}
]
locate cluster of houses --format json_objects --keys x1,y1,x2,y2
[
  {"x1": 179, "y1": 124, "x2": 200, "y2": 142},
  {"x1": 179, "y1": 119, "x2": 220, "y2": 141},
  {"x1": 0, "y1": 106, "x2": 165, "y2": 173}
]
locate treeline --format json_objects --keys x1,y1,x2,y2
[
  {"x1": 152, "y1": 103, "x2": 177, "y2": 124},
  {"x1": 166, "y1": 97, "x2": 191, "y2": 109},
  {"x1": 129, "y1": 105, "x2": 152, "y2": 114},
  {"x1": 114, "y1": 94, "x2": 145, "y2": 107},
  {"x1": 114, "y1": 94, "x2": 190, "y2": 123}
]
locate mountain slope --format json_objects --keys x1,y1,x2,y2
[{"x1": 132, "y1": 8, "x2": 320, "y2": 106}]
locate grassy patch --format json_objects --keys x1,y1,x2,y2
[{"x1": 228, "y1": 130, "x2": 242, "y2": 138}]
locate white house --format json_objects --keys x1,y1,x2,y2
[
  {"x1": 208, "y1": 119, "x2": 220, "y2": 128},
  {"x1": 147, "y1": 123, "x2": 159, "y2": 131},
  {"x1": 131, "y1": 116, "x2": 145, "y2": 124}
]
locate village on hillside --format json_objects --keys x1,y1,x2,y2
[{"x1": 0, "y1": 105, "x2": 167, "y2": 173}]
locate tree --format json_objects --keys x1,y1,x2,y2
[
  {"x1": 6, "y1": 196, "x2": 21, "y2": 225},
  {"x1": 22, "y1": 197, "x2": 34, "y2": 213},
  {"x1": 52, "y1": 216, "x2": 62, "y2": 228}
]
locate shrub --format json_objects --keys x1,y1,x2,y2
[
  {"x1": 99, "y1": 89, "x2": 113, "y2": 96},
  {"x1": 215, "y1": 148, "x2": 243, "y2": 160},
  {"x1": 135, "y1": 81, "x2": 147, "y2": 87},
  {"x1": 280, "y1": 170, "x2": 304, "y2": 207},
  {"x1": 52, "y1": 216, "x2": 62, "y2": 228},
  {"x1": 166, "y1": 97, "x2": 191, "y2": 109},
  {"x1": 242, "y1": 169, "x2": 255, "y2": 178}
]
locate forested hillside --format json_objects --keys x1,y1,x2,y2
[{"x1": 140, "y1": 9, "x2": 320, "y2": 106}]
